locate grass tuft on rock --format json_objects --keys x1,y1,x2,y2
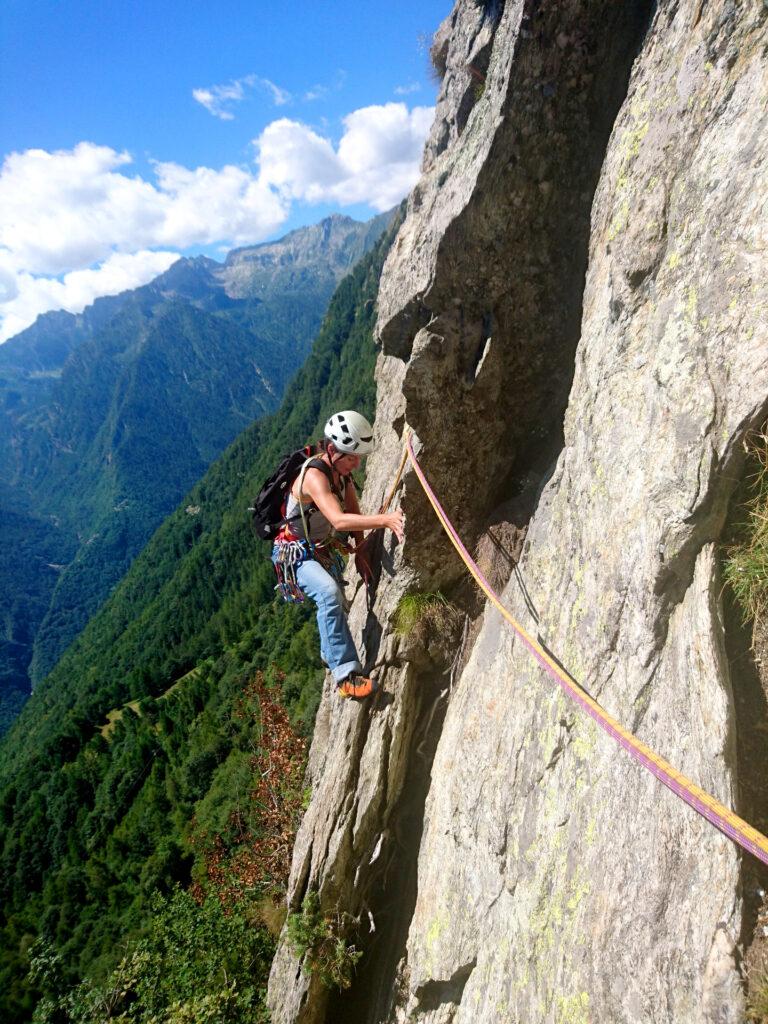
[
  {"x1": 747, "y1": 965, "x2": 768, "y2": 1022},
  {"x1": 286, "y1": 891, "x2": 362, "y2": 990},
  {"x1": 429, "y1": 36, "x2": 449, "y2": 82},
  {"x1": 724, "y1": 428, "x2": 768, "y2": 629},
  {"x1": 394, "y1": 591, "x2": 453, "y2": 637}
]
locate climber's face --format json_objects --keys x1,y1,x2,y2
[
  {"x1": 327, "y1": 442, "x2": 362, "y2": 474},
  {"x1": 334, "y1": 452, "x2": 362, "y2": 474}
]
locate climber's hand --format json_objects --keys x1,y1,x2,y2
[{"x1": 385, "y1": 509, "x2": 405, "y2": 543}]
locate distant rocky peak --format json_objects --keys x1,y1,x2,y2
[
  {"x1": 219, "y1": 210, "x2": 395, "y2": 300},
  {"x1": 0, "y1": 292, "x2": 132, "y2": 373},
  {"x1": 152, "y1": 256, "x2": 225, "y2": 305},
  {"x1": 225, "y1": 213, "x2": 359, "y2": 267}
]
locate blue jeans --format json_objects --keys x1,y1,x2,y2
[{"x1": 286, "y1": 555, "x2": 362, "y2": 683}]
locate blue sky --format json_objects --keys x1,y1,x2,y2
[{"x1": 0, "y1": 0, "x2": 448, "y2": 339}]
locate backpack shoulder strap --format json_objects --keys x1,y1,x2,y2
[
  {"x1": 294, "y1": 454, "x2": 335, "y2": 540},
  {"x1": 305, "y1": 457, "x2": 333, "y2": 484},
  {"x1": 305, "y1": 458, "x2": 348, "y2": 502}
]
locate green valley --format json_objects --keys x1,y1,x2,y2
[{"x1": 0, "y1": 212, "x2": 396, "y2": 1022}]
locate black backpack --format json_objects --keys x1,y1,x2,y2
[{"x1": 250, "y1": 443, "x2": 341, "y2": 541}]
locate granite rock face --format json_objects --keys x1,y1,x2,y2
[{"x1": 268, "y1": 1, "x2": 768, "y2": 1021}]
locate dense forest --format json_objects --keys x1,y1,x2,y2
[{"x1": 0, "y1": 212, "x2": 398, "y2": 1022}]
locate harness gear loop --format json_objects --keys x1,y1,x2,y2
[{"x1": 272, "y1": 534, "x2": 310, "y2": 603}]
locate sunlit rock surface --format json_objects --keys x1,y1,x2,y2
[{"x1": 268, "y1": 1, "x2": 768, "y2": 1021}]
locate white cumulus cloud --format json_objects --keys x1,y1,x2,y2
[
  {"x1": 0, "y1": 144, "x2": 164, "y2": 276},
  {"x1": 0, "y1": 250, "x2": 179, "y2": 342},
  {"x1": 256, "y1": 102, "x2": 434, "y2": 211},
  {"x1": 0, "y1": 142, "x2": 287, "y2": 340},
  {"x1": 151, "y1": 160, "x2": 287, "y2": 246},
  {"x1": 0, "y1": 99, "x2": 434, "y2": 342}
]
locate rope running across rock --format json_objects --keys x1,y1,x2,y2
[{"x1": 399, "y1": 434, "x2": 768, "y2": 867}]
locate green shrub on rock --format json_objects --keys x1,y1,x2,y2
[{"x1": 286, "y1": 891, "x2": 361, "y2": 990}]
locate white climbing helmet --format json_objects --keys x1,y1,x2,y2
[{"x1": 324, "y1": 410, "x2": 375, "y2": 455}]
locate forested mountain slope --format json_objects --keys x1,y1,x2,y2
[
  {"x1": 0, "y1": 215, "x2": 397, "y2": 1022},
  {"x1": 0, "y1": 212, "x2": 391, "y2": 732}
]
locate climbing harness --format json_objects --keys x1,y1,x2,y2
[
  {"x1": 272, "y1": 532, "x2": 349, "y2": 604},
  {"x1": 404, "y1": 435, "x2": 768, "y2": 868}
]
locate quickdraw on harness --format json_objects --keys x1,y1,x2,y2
[
  {"x1": 272, "y1": 533, "x2": 350, "y2": 603},
  {"x1": 273, "y1": 535, "x2": 310, "y2": 603}
]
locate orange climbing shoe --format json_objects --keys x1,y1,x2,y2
[{"x1": 337, "y1": 673, "x2": 378, "y2": 700}]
